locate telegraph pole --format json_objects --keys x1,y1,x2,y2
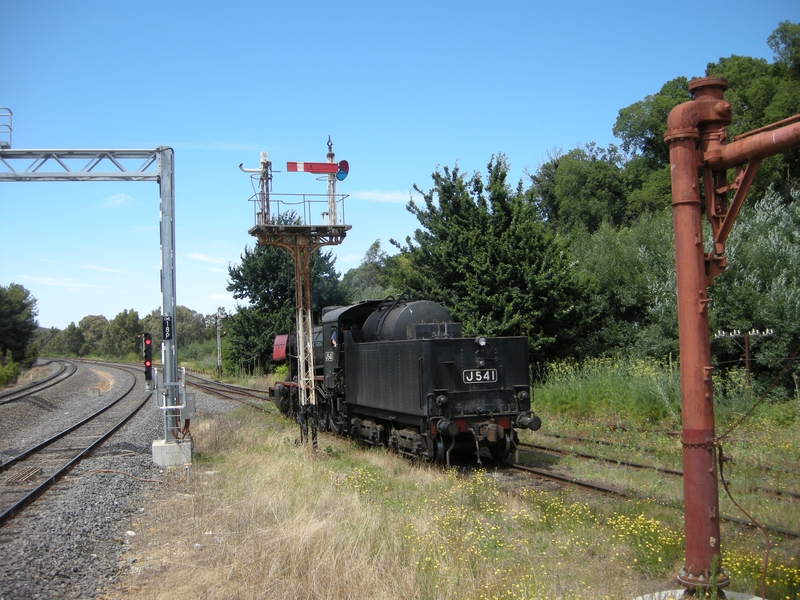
[{"x1": 715, "y1": 329, "x2": 775, "y2": 385}]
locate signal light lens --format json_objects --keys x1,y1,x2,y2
[{"x1": 143, "y1": 333, "x2": 153, "y2": 382}]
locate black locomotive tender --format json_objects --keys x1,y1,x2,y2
[{"x1": 270, "y1": 296, "x2": 541, "y2": 464}]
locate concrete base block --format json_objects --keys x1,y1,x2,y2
[
  {"x1": 152, "y1": 439, "x2": 193, "y2": 467},
  {"x1": 634, "y1": 591, "x2": 762, "y2": 600}
]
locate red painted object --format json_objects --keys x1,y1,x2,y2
[
  {"x1": 286, "y1": 161, "x2": 339, "y2": 173},
  {"x1": 664, "y1": 77, "x2": 800, "y2": 594}
]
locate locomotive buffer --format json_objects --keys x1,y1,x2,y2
[{"x1": 239, "y1": 138, "x2": 350, "y2": 447}]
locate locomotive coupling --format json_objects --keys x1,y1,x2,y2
[
  {"x1": 436, "y1": 418, "x2": 461, "y2": 437},
  {"x1": 516, "y1": 412, "x2": 542, "y2": 431}
]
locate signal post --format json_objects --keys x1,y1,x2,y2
[{"x1": 239, "y1": 138, "x2": 350, "y2": 447}]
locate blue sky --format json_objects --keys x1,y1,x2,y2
[{"x1": 1, "y1": 0, "x2": 797, "y2": 329}]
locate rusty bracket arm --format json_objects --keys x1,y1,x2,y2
[{"x1": 703, "y1": 158, "x2": 762, "y2": 256}]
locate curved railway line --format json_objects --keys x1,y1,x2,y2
[
  {"x1": 0, "y1": 359, "x2": 78, "y2": 406},
  {"x1": 183, "y1": 372, "x2": 271, "y2": 407},
  {"x1": 0, "y1": 363, "x2": 150, "y2": 527}
]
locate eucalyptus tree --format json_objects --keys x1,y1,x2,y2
[
  {"x1": 101, "y1": 309, "x2": 141, "y2": 358},
  {"x1": 0, "y1": 283, "x2": 38, "y2": 365}
]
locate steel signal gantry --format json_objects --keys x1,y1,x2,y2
[
  {"x1": 0, "y1": 138, "x2": 190, "y2": 468},
  {"x1": 240, "y1": 138, "x2": 351, "y2": 448}
]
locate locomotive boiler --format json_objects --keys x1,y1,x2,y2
[{"x1": 271, "y1": 296, "x2": 540, "y2": 464}]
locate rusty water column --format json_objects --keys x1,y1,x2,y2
[
  {"x1": 664, "y1": 77, "x2": 800, "y2": 595},
  {"x1": 664, "y1": 76, "x2": 732, "y2": 595}
]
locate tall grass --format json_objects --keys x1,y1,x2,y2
[
  {"x1": 115, "y1": 404, "x2": 800, "y2": 600},
  {"x1": 535, "y1": 357, "x2": 681, "y2": 426}
]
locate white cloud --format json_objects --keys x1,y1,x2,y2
[
  {"x1": 186, "y1": 252, "x2": 226, "y2": 265},
  {"x1": 22, "y1": 275, "x2": 103, "y2": 290},
  {"x1": 337, "y1": 254, "x2": 362, "y2": 265},
  {"x1": 349, "y1": 190, "x2": 414, "y2": 204},
  {"x1": 102, "y1": 193, "x2": 133, "y2": 208}
]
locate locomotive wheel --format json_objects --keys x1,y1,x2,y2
[{"x1": 489, "y1": 433, "x2": 512, "y2": 463}]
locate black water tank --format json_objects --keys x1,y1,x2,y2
[{"x1": 362, "y1": 300, "x2": 454, "y2": 342}]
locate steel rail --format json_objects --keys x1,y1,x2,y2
[
  {"x1": 0, "y1": 366, "x2": 139, "y2": 472},
  {"x1": 518, "y1": 441, "x2": 684, "y2": 476},
  {"x1": 184, "y1": 372, "x2": 270, "y2": 397},
  {"x1": 521, "y1": 441, "x2": 800, "y2": 501},
  {"x1": 510, "y1": 462, "x2": 800, "y2": 540},
  {"x1": 0, "y1": 360, "x2": 77, "y2": 405},
  {"x1": 536, "y1": 431, "x2": 800, "y2": 477},
  {"x1": 0, "y1": 388, "x2": 152, "y2": 527},
  {"x1": 0, "y1": 359, "x2": 65, "y2": 400}
]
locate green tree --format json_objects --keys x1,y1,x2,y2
[
  {"x1": 78, "y1": 315, "x2": 108, "y2": 356},
  {"x1": 341, "y1": 240, "x2": 397, "y2": 303},
  {"x1": 768, "y1": 20, "x2": 800, "y2": 79},
  {"x1": 32, "y1": 326, "x2": 60, "y2": 358},
  {"x1": 569, "y1": 209, "x2": 678, "y2": 359},
  {"x1": 393, "y1": 155, "x2": 591, "y2": 364},
  {"x1": 613, "y1": 23, "x2": 800, "y2": 204},
  {"x1": 175, "y1": 306, "x2": 208, "y2": 346},
  {"x1": 709, "y1": 188, "x2": 800, "y2": 391},
  {"x1": 552, "y1": 144, "x2": 628, "y2": 232},
  {"x1": 613, "y1": 76, "x2": 691, "y2": 170},
  {"x1": 705, "y1": 47, "x2": 800, "y2": 199},
  {"x1": 101, "y1": 309, "x2": 141, "y2": 358},
  {"x1": 54, "y1": 322, "x2": 85, "y2": 356},
  {"x1": 223, "y1": 306, "x2": 275, "y2": 375},
  {"x1": 0, "y1": 283, "x2": 39, "y2": 366}
]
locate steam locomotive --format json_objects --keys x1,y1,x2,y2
[{"x1": 270, "y1": 296, "x2": 540, "y2": 464}]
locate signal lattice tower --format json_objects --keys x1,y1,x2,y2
[{"x1": 240, "y1": 138, "x2": 350, "y2": 446}]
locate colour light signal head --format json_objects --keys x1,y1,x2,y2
[{"x1": 143, "y1": 333, "x2": 153, "y2": 382}]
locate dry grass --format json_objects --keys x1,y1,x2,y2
[{"x1": 111, "y1": 405, "x2": 799, "y2": 600}]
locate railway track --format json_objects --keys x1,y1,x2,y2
[
  {"x1": 0, "y1": 364, "x2": 150, "y2": 527},
  {"x1": 184, "y1": 372, "x2": 271, "y2": 409},
  {"x1": 0, "y1": 359, "x2": 77, "y2": 406},
  {"x1": 512, "y1": 442, "x2": 800, "y2": 540},
  {"x1": 519, "y1": 440, "x2": 800, "y2": 501}
]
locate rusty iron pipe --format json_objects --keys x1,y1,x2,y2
[
  {"x1": 665, "y1": 75, "x2": 800, "y2": 593},
  {"x1": 664, "y1": 77, "x2": 731, "y2": 594},
  {"x1": 705, "y1": 122, "x2": 800, "y2": 170}
]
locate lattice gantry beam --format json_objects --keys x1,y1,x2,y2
[{"x1": 0, "y1": 148, "x2": 162, "y2": 182}]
